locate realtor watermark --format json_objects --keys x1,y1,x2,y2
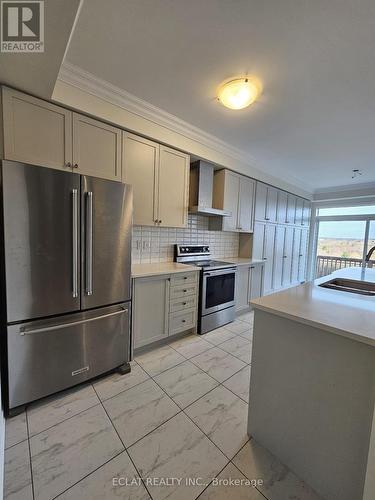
[
  {"x1": 1, "y1": 0, "x2": 44, "y2": 52},
  {"x1": 112, "y1": 476, "x2": 264, "y2": 489}
]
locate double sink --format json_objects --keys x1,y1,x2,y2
[{"x1": 319, "y1": 277, "x2": 375, "y2": 296}]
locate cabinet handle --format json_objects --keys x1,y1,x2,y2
[
  {"x1": 154, "y1": 219, "x2": 158, "y2": 224},
  {"x1": 182, "y1": 319, "x2": 186, "y2": 323},
  {"x1": 250, "y1": 266, "x2": 255, "y2": 269},
  {"x1": 265, "y1": 217, "x2": 270, "y2": 221},
  {"x1": 184, "y1": 276, "x2": 188, "y2": 280},
  {"x1": 158, "y1": 220, "x2": 162, "y2": 224},
  {"x1": 263, "y1": 257, "x2": 267, "y2": 261},
  {"x1": 299, "y1": 254, "x2": 303, "y2": 257},
  {"x1": 183, "y1": 302, "x2": 187, "y2": 305},
  {"x1": 73, "y1": 163, "x2": 79, "y2": 169},
  {"x1": 283, "y1": 255, "x2": 287, "y2": 258},
  {"x1": 65, "y1": 162, "x2": 72, "y2": 168}
]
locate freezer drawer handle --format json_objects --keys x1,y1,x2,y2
[
  {"x1": 72, "y1": 188, "x2": 79, "y2": 298},
  {"x1": 19, "y1": 308, "x2": 128, "y2": 336},
  {"x1": 85, "y1": 191, "x2": 94, "y2": 296}
]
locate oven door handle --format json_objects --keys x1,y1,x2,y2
[{"x1": 204, "y1": 267, "x2": 237, "y2": 277}]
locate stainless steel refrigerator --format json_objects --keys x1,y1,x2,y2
[{"x1": 1, "y1": 161, "x2": 132, "y2": 414}]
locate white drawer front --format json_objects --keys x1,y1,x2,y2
[
  {"x1": 170, "y1": 295, "x2": 196, "y2": 313},
  {"x1": 170, "y1": 283, "x2": 197, "y2": 299},
  {"x1": 170, "y1": 272, "x2": 197, "y2": 287},
  {"x1": 169, "y1": 309, "x2": 196, "y2": 335}
]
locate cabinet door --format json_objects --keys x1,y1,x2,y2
[
  {"x1": 72, "y1": 113, "x2": 121, "y2": 181},
  {"x1": 122, "y1": 133, "x2": 159, "y2": 226},
  {"x1": 286, "y1": 194, "x2": 296, "y2": 224},
  {"x1": 277, "y1": 190, "x2": 288, "y2": 223},
  {"x1": 2, "y1": 87, "x2": 72, "y2": 171},
  {"x1": 133, "y1": 276, "x2": 170, "y2": 348},
  {"x1": 302, "y1": 200, "x2": 311, "y2": 227},
  {"x1": 273, "y1": 226, "x2": 286, "y2": 290},
  {"x1": 282, "y1": 226, "x2": 294, "y2": 286},
  {"x1": 266, "y1": 187, "x2": 278, "y2": 222},
  {"x1": 252, "y1": 222, "x2": 266, "y2": 260},
  {"x1": 298, "y1": 229, "x2": 309, "y2": 282},
  {"x1": 255, "y1": 182, "x2": 267, "y2": 221},
  {"x1": 158, "y1": 146, "x2": 189, "y2": 228},
  {"x1": 263, "y1": 224, "x2": 276, "y2": 294},
  {"x1": 238, "y1": 176, "x2": 255, "y2": 232},
  {"x1": 291, "y1": 228, "x2": 302, "y2": 283},
  {"x1": 235, "y1": 266, "x2": 251, "y2": 312},
  {"x1": 222, "y1": 171, "x2": 240, "y2": 231},
  {"x1": 249, "y1": 265, "x2": 263, "y2": 301},
  {"x1": 295, "y1": 198, "x2": 304, "y2": 226}
]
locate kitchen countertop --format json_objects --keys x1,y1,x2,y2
[
  {"x1": 224, "y1": 257, "x2": 264, "y2": 266},
  {"x1": 251, "y1": 267, "x2": 375, "y2": 347},
  {"x1": 132, "y1": 262, "x2": 199, "y2": 278}
]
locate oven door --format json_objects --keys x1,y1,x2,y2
[{"x1": 201, "y1": 267, "x2": 236, "y2": 315}]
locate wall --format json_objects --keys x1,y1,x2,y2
[{"x1": 132, "y1": 215, "x2": 239, "y2": 264}]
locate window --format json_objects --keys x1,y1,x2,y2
[{"x1": 314, "y1": 205, "x2": 375, "y2": 277}]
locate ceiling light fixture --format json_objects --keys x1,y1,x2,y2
[{"x1": 217, "y1": 77, "x2": 261, "y2": 110}]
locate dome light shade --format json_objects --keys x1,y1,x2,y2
[{"x1": 217, "y1": 77, "x2": 261, "y2": 110}]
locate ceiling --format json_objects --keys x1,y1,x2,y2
[
  {"x1": 0, "y1": 0, "x2": 81, "y2": 98},
  {"x1": 65, "y1": 0, "x2": 375, "y2": 192}
]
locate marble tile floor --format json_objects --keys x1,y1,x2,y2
[{"x1": 4, "y1": 311, "x2": 323, "y2": 500}]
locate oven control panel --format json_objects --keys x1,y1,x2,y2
[{"x1": 175, "y1": 244, "x2": 210, "y2": 258}]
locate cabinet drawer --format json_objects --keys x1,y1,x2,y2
[
  {"x1": 169, "y1": 309, "x2": 196, "y2": 335},
  {"x1": 170, "y1": 283, "x2": 197, "y2": 299},
  {"x1": 170, "y1": 272, "x2": 197, "y2": 286},
  {"x1": 170, "y1": 294, "x2": 196, "y2": 313}
]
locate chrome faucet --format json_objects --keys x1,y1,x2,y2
[{"x1": 365, "y1": 245, "x2": 375, "y2": 262}]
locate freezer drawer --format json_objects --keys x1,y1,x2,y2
[{"x1": 7, "y1": 303, "x2": 130, "y2": 409}]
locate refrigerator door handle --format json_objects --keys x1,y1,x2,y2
[
  {"x1": 19, "y1": 307, "x2": 128, "y2": 336},
  {"x1": 85, "y1": 191, "x2": 93, "y2": 296},
  {"x1": 72, "y1": 188, "x2": 79, "y2": 298}
]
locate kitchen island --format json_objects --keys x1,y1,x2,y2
[{"x1": 249, "y1": 267, "x2": 375, "y2": 500}]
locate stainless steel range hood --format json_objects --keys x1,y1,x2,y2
[{"x1": 189, "y1": 161, "x2": 231, "y2": 217}]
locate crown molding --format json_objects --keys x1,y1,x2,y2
[{"x1": 57, "y1": 61, "x2": 312, "y2": 194}]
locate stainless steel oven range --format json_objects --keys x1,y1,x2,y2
[{"x1": 175, "y1": 244, "x2": 236, "y2": 334}]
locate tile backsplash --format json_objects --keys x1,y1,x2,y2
[{"x1": 132, "y1": 214, "x2": 239, "y2": 264}]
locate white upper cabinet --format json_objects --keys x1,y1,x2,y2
[
  {"x1": 276, "y1": 190, "x2": 288, "y2": 224},
  {"x1": 266, "y1": 187, "x2": 278, "y2": 222},
  {"x1": 72, "y1": 113, "x2": 122, "y2": 181},
  {"x1": 218, "y1": 170, "x2": 240, "y2": 231},
  {"x1": 255, "y1": 182, "x2": 277, "y2": 222},
  {"x1": 122, "y1": 133, "x2": 159, "y2": 226},
  {"x1": 238, "y1": 175, "x2": 255, "y2": 232},
  {"x1": 286, "y1": 194, "x2": 296, "y2": 224},
  {"x1": 302, "y1": 200, "x2": 311, "y2": 227},
  {"x1": 158, "y1": 146, "x2": 189, "y2": 228},
  {"x1": 122, "y1": 132, "x2": 189, "y2": 227},
  {"x1": 213, "y1": 169, "x2": 255, "y2": 233},
  {"x1": 2, "y1": 87, "x2": 72, "y2": 171},
  {"x1": 2, "y1": 88, "x2": 121, "y2": 181},
  {"x1": 295, "y1": 197, "x2": 304, "y2": 226},
  {"x1": 254, "y1": 183, "x2": 267, "y2": 221}
]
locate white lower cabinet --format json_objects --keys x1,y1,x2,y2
[
  {"x1": 133, "y1": 275, "x2": 171, "y2": 349},
  {"x1": 235, "y1": 264, "x2": 264, "y2": 313},
  {"x1": 132, "y1": 271, "x2": 198, "y2": 349}
]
